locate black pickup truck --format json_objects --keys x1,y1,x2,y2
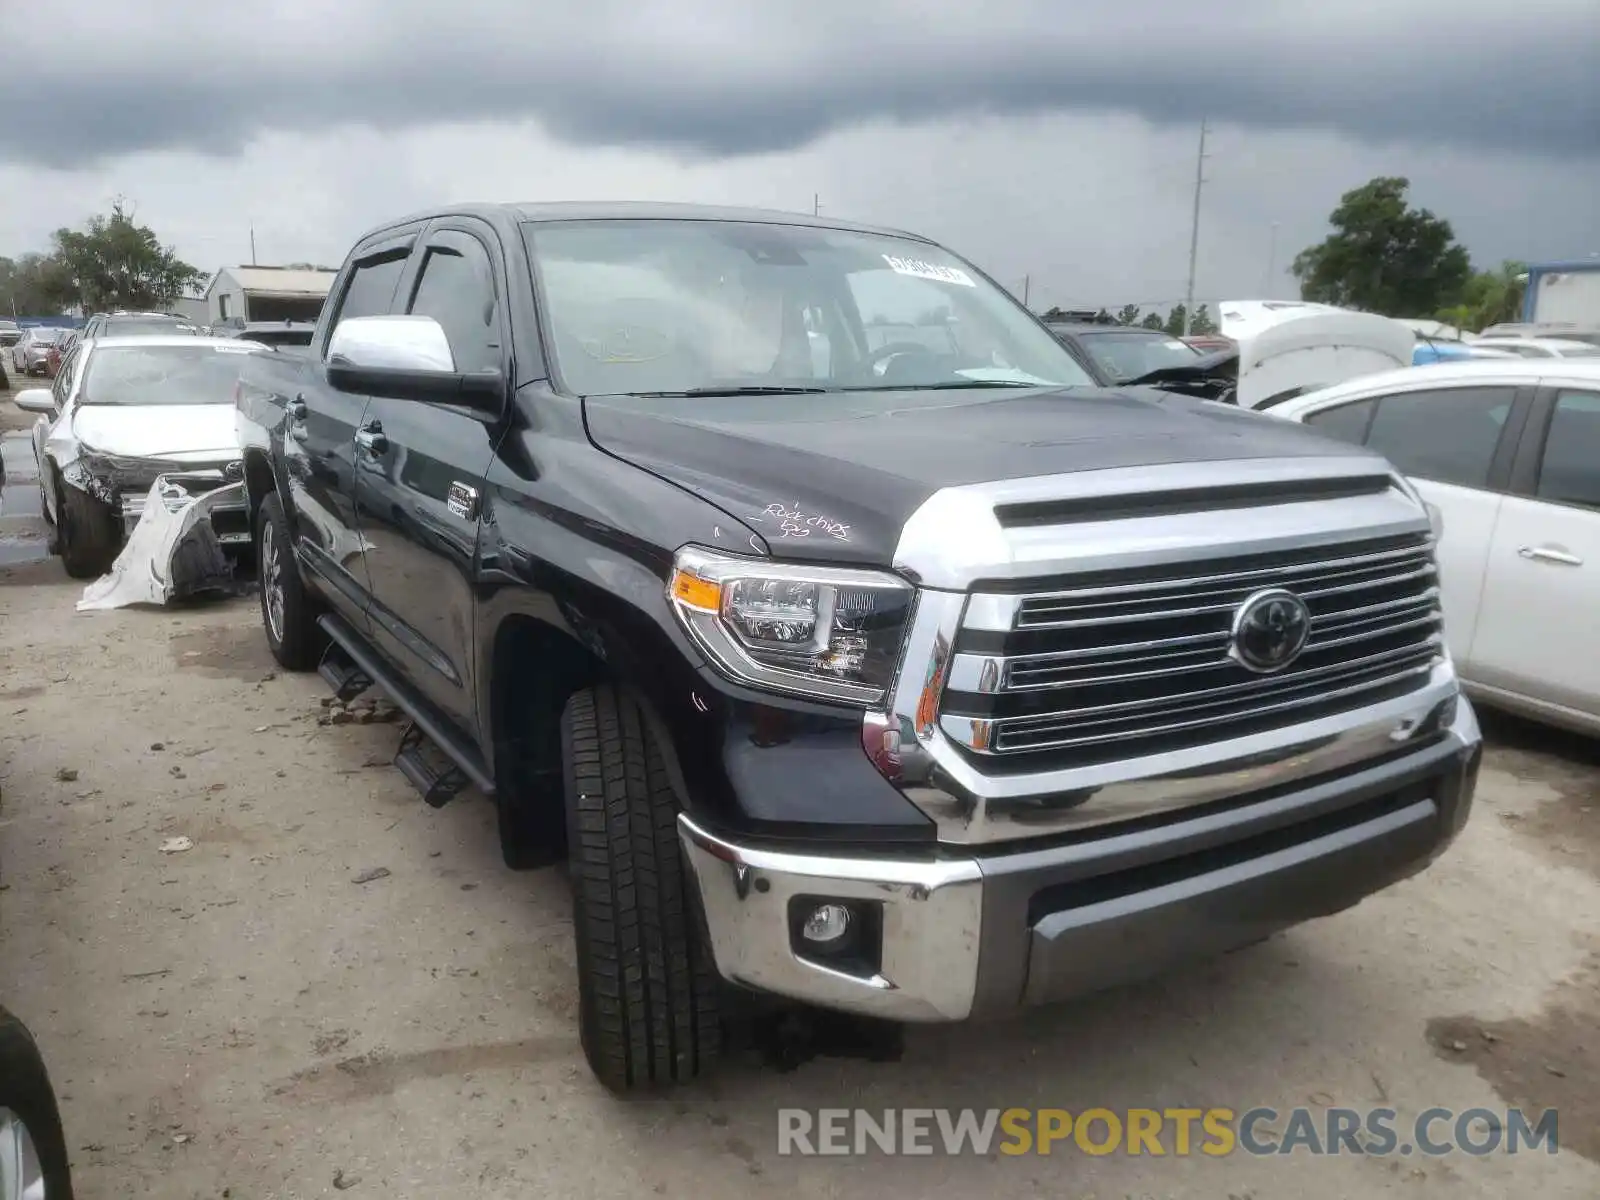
[{"x1": 237, "y1": 202, "x2": 1482, "y2": 1091}]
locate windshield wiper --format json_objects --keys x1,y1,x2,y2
[
  {"x1": 838, "y1": 379, "x2": 1048, "y2": 391},
  {"x1": 628, "y1": 385, "x2": 828, "y2": 397}
]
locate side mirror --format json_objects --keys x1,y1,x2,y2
[
  {"x1": 13, "y1": 388, "x2": 55, "y2": 414},
  {"x1": 326, "y1": 315, "x2": 503, "y2": 417}
]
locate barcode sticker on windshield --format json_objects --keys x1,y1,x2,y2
[{"x1": 882, "y1": 255, "x2": 976, "y2": 287}]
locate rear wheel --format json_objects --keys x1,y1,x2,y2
[
  {"x1": 257, "y1": 491, "x2": 326, "y2": 670},
  {"x1": 57, "y1": 480, "x2": 121, "y2": 579},
  {"x1": 562, "y1": 685, "x2": 720, "y2": 1091}
]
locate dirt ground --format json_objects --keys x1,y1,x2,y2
[{"x1": 1, "y1": 397, "x2": 1597, "y2": 1198}]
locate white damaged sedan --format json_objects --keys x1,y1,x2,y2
[{"x1": 14, "y1": 335, "x2": 267, "y2": 580}]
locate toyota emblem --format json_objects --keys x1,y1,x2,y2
[{"x1": 1230, "y1": 588, "x2": 1312, "y2": 673}]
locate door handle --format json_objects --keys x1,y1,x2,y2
[
  {"x1": 354, "y1": 422, "x2": 389, "y2": 455},
  {"x1": 1518, "y1": 545, "x2": 1583, "y2": 567}
]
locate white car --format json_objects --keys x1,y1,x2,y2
[
  {"x1": 1269, "y1": 359, "x2": 1600, "y2": 736},
  {"x1": 9, "y1": 327, "x2": 64, "y2": 375},
  {"x1": 13, "y1": 335, "x2": 266, "y2": 579},
  {"x1": 1470, "y1": 336, "x2": 1600, "y2": 360}
]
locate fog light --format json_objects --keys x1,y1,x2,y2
[{"x1": 801, "y1": 903, "x2": 853, "y2": 945}]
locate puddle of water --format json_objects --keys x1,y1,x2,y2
[
  {"x1": 1, "y1": 431, "x2": 38, "y2": 478},
  {"x1": 0, "y1": 431, "x2": 51, "y2": 566}
]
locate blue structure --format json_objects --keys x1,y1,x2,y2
[{"x1": 11, "y1": 315, "x2": 84, "y2": 329}]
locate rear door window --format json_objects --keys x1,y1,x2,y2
[{"x1": 1535, "y1": 389, "x2": 1600, "y2": 510}]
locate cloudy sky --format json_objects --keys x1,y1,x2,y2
[{"x1": 3, "y1": 0, "x2": 1597, "y2": 314}]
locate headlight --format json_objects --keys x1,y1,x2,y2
[{"x1": 668, "y1": 546, "x2": 915, "y2": 705}]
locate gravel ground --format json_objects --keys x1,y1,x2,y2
[{"x1": 0, "y1": 397, "x2": 1597, "y2": 1199}]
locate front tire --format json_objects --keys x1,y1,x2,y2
[
  {"x1": 0, "y1": 1006, "x2": 75, "y2": 1200},
  {"x1": 38, "y1": 476, "x2": 58, "y2": 555},
  {"x1": 57, "y1": 481, "x2": 121, "y2": 579},
  {"x1": 256, "y1": 491, "x2": 326, "y2": 670},
  {"x1": 562, "y1": 685, "x2": 720, "y2": 1091}
]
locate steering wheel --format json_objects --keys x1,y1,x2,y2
[{"x1": 858, "y1": 340, "x2": 941, "y2": 379}]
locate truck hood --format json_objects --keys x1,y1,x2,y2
[
  {"x1": 69, "y1": 403, "x2": 239, "y2": 461},
  {"x1": 583, "y1": 385, "x2": 1376, "y2": 567}
]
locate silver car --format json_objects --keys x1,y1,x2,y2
[{"x1": 9, "y1": 327, "x2": 64, "y2": 376}]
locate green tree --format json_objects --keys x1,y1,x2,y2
[
  {"x1": 1163, "y1": 304, "x2": 1188, "y2": 337},
  {"x1": 1140, "y1": 311, "x2": 1165, "y2": 331},
  {"x1": 1291, "y1": 177, "x2": 1471, "y2": 317},
  {"x1": 1436, "y1": 261, "x2": 1526, "y2": 333},
  {"x1": 1188, "y1": 304, "x2": 1217, "y2": 336},
  {"x1": 47, "y1": 199, "x2": 204, "y2": 313},
  {"x1": 1116, "y1": 303, "x2": 1141, "y2": 326},
  {"x1": 0, "y1": 253, "x2": 73, "y2": 317}
]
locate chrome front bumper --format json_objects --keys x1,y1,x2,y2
[{"x1": 680, "y1": 697, "x2": 1481, "y2": 1022}]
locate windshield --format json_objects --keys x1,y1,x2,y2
[
  {"x1": 81, "y1": 344, "x2": 259, "y2": 406},
  {"x1": 523, "y1": 219, "x2": 1095, "y2": 396},
  {"x1": 1071, "y1": 330, "x2": 1200, "y2": 381},
  {"x1": 29, "y1": 328, "x2": 63, "y2": 344}
]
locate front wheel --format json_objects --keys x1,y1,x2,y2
[
  {"x1": 38, "y1": 476, "x2": 58, "y2": 554},
  {"x1": 0, "y1": 1006, "x2": 75, "y2": 1200},
  {"x1": 562, "y1": 685, "x2": 720, "y2": 1091},
  {"x1": 256, "y1": 491, "x2": 326, "y2": 670},
  {"x1": 57, "y1": 481, "x2": 121, "y2": 579}
]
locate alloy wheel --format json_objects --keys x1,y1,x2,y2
[
  {"x1": 0, "y1": 1107, "x2": 45, "y2": 1200},
  {"x1": 262, "y1": 518, "x2": 285, "y2": 643}
]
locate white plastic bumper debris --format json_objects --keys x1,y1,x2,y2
[{"x1": 77, "y1": 478, "x2": 246, "y2": 611}]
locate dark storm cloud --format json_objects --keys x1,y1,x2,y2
[{"x1": 5, "y1": 1, "x2": 1598, "y2": 169}]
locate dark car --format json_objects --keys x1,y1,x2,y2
[
  {"x1": 237, "y1": 202, "x2": 1480, "y2": 1092},
  {"x1": 219, "y1": 320, "x2": 315, "y2": 348},
  {"x1": 1045, "y1": 318, "x2": 1205, "y2": 384}
]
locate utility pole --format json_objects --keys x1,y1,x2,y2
[
  {"x1": 1023, "y1": 275, "x2": 1031, "y2": 308},
  {"x1": 249, "y1": 225, "x2": 257, "y2": 266},
  {"x1": 812, "y1": 194, "x2": 819, "y2": 216},
  {"x1": 1263, "y1": 221, "x2": 1280, "y2": 297},
  {"x1": 1183, "y1": 118, "x2": 1209, "y2": 337}
]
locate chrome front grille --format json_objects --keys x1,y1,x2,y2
[{"x1": 941, "y1": 533, "x2": 1444, "y2": 766}]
